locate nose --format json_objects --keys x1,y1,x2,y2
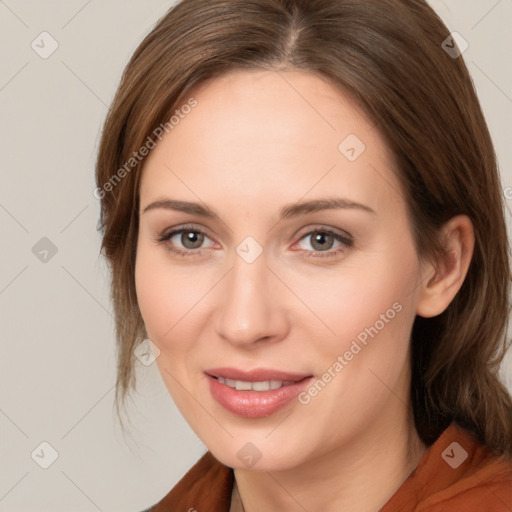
[{"x1": 214, "y1": 248, "x2": 290, "y2": 348}]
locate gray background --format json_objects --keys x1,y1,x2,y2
[{"x1": 0, "y1": 1, "x2": 511, "y2": 511}]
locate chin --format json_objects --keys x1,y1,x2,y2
[{"x1": 205, "y1": 435, "x2": 310, "y2": 473}]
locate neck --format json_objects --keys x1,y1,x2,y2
[{"x1": 234, "y1": 404, "x2": 427, "y2": 512}]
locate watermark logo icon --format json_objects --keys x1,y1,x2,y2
[
  {"x1": 134, "y1": 338, "x2": 160, "y2": 366},
  {"x1": 338, "y1": 134, "x2": 366, "y2": 162},
  {"x1": 31, "y1": 32, "x2": 59, "y2": 59},
  {"x1": 236, "y1": 236, "x2": 263, "y2": 264},
  {"x1": 441, "y1": 441, "x2": 468, "y2": 469},
  {"x1": 442, "y1": 32, "x2": 468, "y2": 59},
  {"x1": 237, "y1": 442, "x2": 262, "y2": 468},
  {"x1": 31, "y1": 441, "x2": 59, "y2": 469},
  {"x1": 32, "y1": 237, "x2": 58, "y2": 263}
]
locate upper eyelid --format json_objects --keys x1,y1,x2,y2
[
  {"x1": 162, "y1": 223, "x2": 214, "y2": 238},
  {"x1": 296, "y1": 225, "x2": 352, "y2": 240}
]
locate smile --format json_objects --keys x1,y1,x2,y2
[
  {"x1": 216, "y1": 377, "x2": 296, "y2": 391},
  {"x1": 205, "y1": 368, "x2": 314, "y2": 418}
]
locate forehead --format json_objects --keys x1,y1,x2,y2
[
  {"x1": 139, "y1": 69, "x2": 402, "y2": 216},
  {"x1": 165, "y1": 69, "x2": 372, "y2": 157}
]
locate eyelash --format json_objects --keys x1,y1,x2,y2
[{"x1": 155, "y1": 223, "x2": 354, "y2": 260}]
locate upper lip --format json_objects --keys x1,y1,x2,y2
[{"x1": 205, "y1": 367, "x2": 312, "y2": 382}]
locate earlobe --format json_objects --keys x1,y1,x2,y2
[{"x1": 416, "y1": 215, "x2": 475, "y2": 318}]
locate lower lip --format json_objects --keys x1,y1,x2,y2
[{"x1": 206, "y1": 374, "x2": 314, "y2": 418}]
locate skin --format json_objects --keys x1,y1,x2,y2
[{"x1": 135, "y1": 69, "x2": 474, "y2": 512}]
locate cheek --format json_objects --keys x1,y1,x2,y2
[
  {"x1": 134, "y1": 250, "x2": 198, "y2": 405},
  {"x1": 134, "y1": 243, "x2": 217, "y2": 353},
  {"x1": 289, "y1": 255, "x2": 420, "y2": 409},
  {"x1": 135, "y1": 251, "x2": 167, "y2": 338},
  {"x1": 289, "y1": 251, "x2": 417, "y2": 349},
  {"x1": 134, "y1": 244, "x2": 183, "y2": 345},
  {"x1": 313, "y1": 252, "x2": 419, "y2": 403}
]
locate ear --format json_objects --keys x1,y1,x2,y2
[{"x1": 416, "y1": 215, "x2": 475, "y2": 318}]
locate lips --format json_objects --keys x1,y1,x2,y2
[
  {"x1": 204, "y1": 367, "x2": 315, "y2": 418},
  {"x1": 205, "y1": 367, "x2": 312, "y2": 382}
]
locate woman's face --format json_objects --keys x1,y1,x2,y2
[{"x1": 135, "y1": 69, "x2": 427, "y2": 471}]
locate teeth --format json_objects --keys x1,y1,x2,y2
[
  {"x1": 217, "y1": 377, "x2": 294, "y2": 391},
  {"x1": 235, "y1": 380, "x2": 252, "y2": 391},
  {"x1": 270, "y1": 380, "x2": 284, "y2": 389}
]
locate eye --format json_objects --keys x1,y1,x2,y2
[
  {"x1": 156, "y1": 224, "x2": 353, "y2": 260},
  {"x1": 156, "y1": 224, "x2": 216, "y2": 257},
  {"x1": 294, "y1": 227, "x2": 353, "y2": 258}
]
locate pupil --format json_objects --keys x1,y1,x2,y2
[
  {"x1": 313, "y1": 232, "x2": 333, "y2": 251},
  {"x1": 183, "y1": 231, "x2": 203, "y2": 249}
]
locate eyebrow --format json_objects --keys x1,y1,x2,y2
[{"x1": 142, "y1": 197, "x2": 376, "y2": 219}]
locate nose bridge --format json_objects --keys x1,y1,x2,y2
[{"x1": 214, "y1": 243, "x2": 285, "y2": 345}]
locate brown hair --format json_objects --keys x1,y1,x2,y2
[{"x1": 95, "y1": 0, "x2": 512, "y2": 457}]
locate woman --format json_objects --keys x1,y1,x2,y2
[{"x1": 95, "y1": 0, "x2": 512, "y2": 510}]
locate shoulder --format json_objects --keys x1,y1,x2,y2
[
  {"x1": 143, "y1": 451, "x2": 234, "y2": 512},
  {"x1": 382, "y1": 422, "x2": 512, "y2": 511}
]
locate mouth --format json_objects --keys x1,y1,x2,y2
[
  {"x1": 205, "y1": 367, "x2": 314, "y2": 418},
  {"x1": 213, "y1": 376, "x2": 306, "y2": 391},
  {"x1": 205, "y1": 367, "x2": 312, "y2": 382}
]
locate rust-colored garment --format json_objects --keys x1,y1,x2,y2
[{"x1": 145, "y1": 423, "x2": 512, "y2": 511}]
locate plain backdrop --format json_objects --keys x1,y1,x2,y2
[{"x1": 0, "y1": 1, "x2": 511, "y2": 511}]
